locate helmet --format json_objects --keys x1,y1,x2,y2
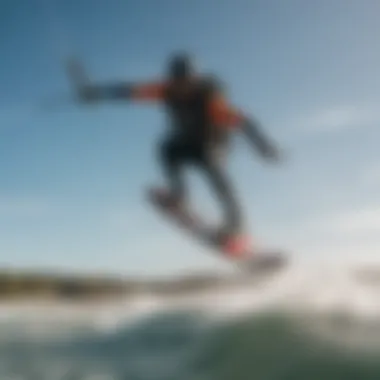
[{"x1": 167, "y1": 52, "x2": 195, "y2": 79}]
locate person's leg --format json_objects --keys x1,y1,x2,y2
[
  {"x1": 157, "y1": 136, "x2": 188, "y2": 207},
  {"x1": 199, "y1": 145, "x2": 244, "y2": 238}
]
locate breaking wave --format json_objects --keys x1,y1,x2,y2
[{"x1": 0, "y1": 259, "x2": 380, "y2": 380}]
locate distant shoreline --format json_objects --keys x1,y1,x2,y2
[{"x1": 0, "y1": 268, "x2": 238, "y2": 301}]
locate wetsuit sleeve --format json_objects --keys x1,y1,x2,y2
[
  {"x1": 67, "y1": 59, "x2": 166, "y2": 103},
  {"x1": 130, "y1": 82, "x2": 166, "y2": 101},
  {"x1": 201, "y1": 75, "x2": 244, "y2": 127},
  {"x1": 77, "y1": 81, "x2": 166, "y2": 102},
  {"x1": 208, "y1": 94, "x2": 245, "y2": 127},
  {"x1": 206, "y1": 79, "x2": 279, "y2": 157}
]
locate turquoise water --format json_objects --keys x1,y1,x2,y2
[{"x1": 1, "y1": 265, "x2": 380, "y2": 379}]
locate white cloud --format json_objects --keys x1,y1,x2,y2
[
  {"x1": 324, "y1": 207, "x2": 380, "y2": 236},
  {"x1": 262, "y1": 203, "x2": 380, "y2": 264},
  {"x1": 294, "y1": 104, "x2": 380, "y2": 134},
  {"x1": 281, "y1": 204, "x2": 380, "y2": 244}
]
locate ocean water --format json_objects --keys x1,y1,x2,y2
[{"x1": 0, "y1": 261, "x2": 380, "y2": 380}]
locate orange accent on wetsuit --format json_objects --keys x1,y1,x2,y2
[
  {"x1": 208, "y1": 94, "x2": 244, "y2": 128},
  {"x1": 132, "y1": 82, "x2": 166, "y2": 101},
  {"x1": 130, "y1": 80, "x2": 244, "y2": 128}
]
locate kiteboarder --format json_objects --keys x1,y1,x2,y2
[{"x1": 67, "y1": 52, "x2": 282, "y2": 255}]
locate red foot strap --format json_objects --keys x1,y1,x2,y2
[{"x1": 222, "y1": 235, "x2": 251, "y2": 258}]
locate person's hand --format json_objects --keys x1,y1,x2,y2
[
  {"x1": 260, "y1": 144, "x2": 284, "y2": 164},
  {"x1": 77, "y1": 86, "x2": 99, "y2": 103},
  {"x1": 66, "y1": 58, "x2": 98, "y2": 103}
]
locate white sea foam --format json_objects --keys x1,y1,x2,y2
[{"x1": 0, "y1": 258, "x2": 379, "y2": 338}]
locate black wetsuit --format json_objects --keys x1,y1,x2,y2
[
  {"x1": 159, "y1": 77, "x2": 242, "y2": 235},
  {"x1": 67, "y1": 58, "x2": 276, "y2": 236}
]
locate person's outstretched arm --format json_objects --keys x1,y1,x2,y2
[
  {"x1": 66, "y1": 58, "x2": 166, "y2": 103},
  {"x1": 240, "y1": 116, "x2": 281, "y2": 162},
  {"x1": 208, "y1": 91, "x2": 281, "y2": 162}
]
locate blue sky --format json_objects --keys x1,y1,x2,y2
[{"x1": 0, "y1": 0, "x2": 379, "y2": 276}]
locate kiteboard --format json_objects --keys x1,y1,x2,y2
[{"x1": 147, "y1": 187, "x2": 287, "y2": 276}]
